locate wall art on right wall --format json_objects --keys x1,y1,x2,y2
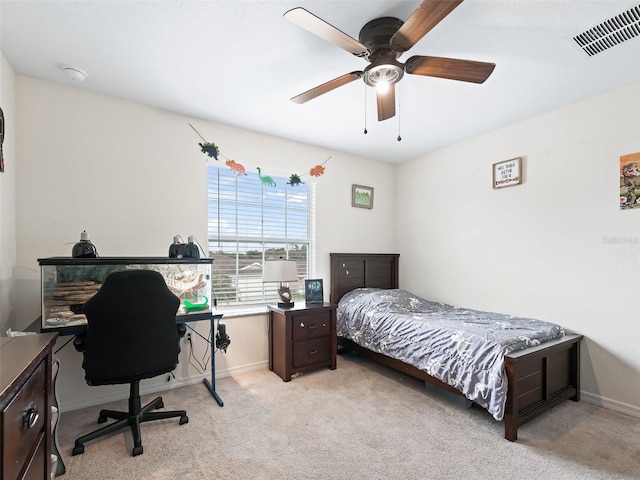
[{"x1": 620, "y1": 152, "x2": 640, "y2": 210}]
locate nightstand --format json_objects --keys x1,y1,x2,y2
[{"x1": 268, "y1": 303, "x2": 337, "y2": 381}]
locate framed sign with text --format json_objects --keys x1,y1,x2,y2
[{"x1": 493, "y1": 157, "x2": 522, "y2": 189}]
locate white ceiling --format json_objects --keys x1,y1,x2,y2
[{"x1": 2, "y1": 0, "x2": 640, "y2": 164}]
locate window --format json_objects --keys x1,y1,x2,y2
[{"x1": 207, "y1": 166, "x2": 315, "y2": 307}]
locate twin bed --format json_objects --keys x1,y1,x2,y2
[{"x1": 330, "y1": 253, "x2": 583, "y2": 441}]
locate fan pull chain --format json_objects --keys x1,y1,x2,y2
[
  {"x1": 397, "y1": 85, "x2": 402, "y2": 142},
  {"x1": 363, "y1": 84, "x2": 368, "y2": 135}
]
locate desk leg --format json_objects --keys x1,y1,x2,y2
[
  {"x1": 203, "y1": 378, "x2": 224, "y2": 406},
  {"x1": 202, "y1": 315, "x2": 224, "y2": 406}
]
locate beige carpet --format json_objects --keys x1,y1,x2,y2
[{"x1": 57, "y1": 354, "x2": 640, "y2": 480}]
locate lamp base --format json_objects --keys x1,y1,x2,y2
[{"x1": 277, "y1": 301, "x2": 295, "y2": 309}]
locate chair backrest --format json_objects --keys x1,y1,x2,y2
[{"x1": 82, "y1": 269, "x2": 181, "y2": 385}]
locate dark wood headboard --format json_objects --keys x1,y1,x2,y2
[{"x1": 330, "y1": 253, "x2": 400, "y2": 304}]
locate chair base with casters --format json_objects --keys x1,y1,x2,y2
[{"x1": 72, "y1": 378, "x2": 189, "y2": 457}]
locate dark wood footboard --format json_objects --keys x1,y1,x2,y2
[{"x1": 504, "y1": 333, "x2": 583, "y2": 441}]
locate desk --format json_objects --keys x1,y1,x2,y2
[{"x1": 48, "y1": 313, "x2": 225, "y2": 406}]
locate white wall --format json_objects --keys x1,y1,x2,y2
[
  {"x1": 396, "y1": 81, "x2": 640, "y2": 416},
  {"x1": 14, "y1": 76, "x2": 396, "y2": 411},
  {"x1": 0, "y1": 53, "x2": 17, "y2": 334}
]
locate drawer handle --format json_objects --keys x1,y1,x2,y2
[
  {"x1": 23, "y1": 405, "x2": 40, "y2": 429},
  {"x1": 307, "y1": 348, "x2": 318, "y2": 355},
  {"x1": 308, "y1": 323, "x2": 317, "y2": 330}
]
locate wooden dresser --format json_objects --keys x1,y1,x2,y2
[
  {"x1": 1, "y1": 333, "x2": 57, "y2": 480},
  {"x1": 269, "y1": 303, "x2": 337, "y2": 382}
]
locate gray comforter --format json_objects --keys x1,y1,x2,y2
[{"x1": 336, "y1": 288, "x2": 565, "y2": 420}]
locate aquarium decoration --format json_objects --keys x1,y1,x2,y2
[{"x1": 184, "y1": 296, "x2": 209, "y2": 312}]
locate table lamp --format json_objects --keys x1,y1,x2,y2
[{"x1": 263, "y1": 259, "x2": 298, "y2": 308}]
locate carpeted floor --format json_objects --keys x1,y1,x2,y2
[{"x1": 56, "y1": 354, "x2": 640, "y2": 479}]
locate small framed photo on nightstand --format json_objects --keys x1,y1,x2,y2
[{"x1": 304, "y1": 279, "x2": 324, "y2": 304}]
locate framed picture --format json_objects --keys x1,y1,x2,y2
[
  {"x1": 493, "y1": 157, "x2": 522, "y2": 189},
  {"x1": 304, "y1": 279, "x2": 324, "y2": 304},
  {"x1": 620, "y1": 152, "x2": 640, "y2": 210},
  {"x1": 352, "y1": 184, "x2": 374, "y2": 209}
]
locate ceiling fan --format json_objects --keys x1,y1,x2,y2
[{"x1": 284, "y1": 0, "x2": 495, "y2": 121}]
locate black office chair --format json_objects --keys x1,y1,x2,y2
[{"x1": 72, "y1": 269, "x2": 189, "y2": 457}]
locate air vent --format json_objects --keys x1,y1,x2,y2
[{"x1": 572, "y1": 4, "x2": 640, "y2": 56}]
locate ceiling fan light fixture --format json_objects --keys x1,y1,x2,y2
[
  {"x1": 363, "y1": 62, "x2": 404, "y2": 89},
  {"x1": 375, "y1": 81, "x2": 390, "y2": 94}
]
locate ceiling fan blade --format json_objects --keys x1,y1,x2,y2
[
  {"x1": 284, "y1": 7, "x2": 369, "y2": 57},
  {"x1": 291, "y1": 71, "x2": 363, "y2": 104},
  {"x1": 405, "y1": 55, "x2": 495, "y2": 83},
  {"x1": 377, "y1": 84, "x2": 396, "y2": 121},
  {"x1": 390, "y1": 0, "x2": 464, "y2": 52}
]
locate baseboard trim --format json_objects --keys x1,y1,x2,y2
[
  {"x1": 62, "y1": 360, "x2": 269, "y2": 412},
  {"x1": 581, "y1": 390, "x2": 640, "y2": 418}
]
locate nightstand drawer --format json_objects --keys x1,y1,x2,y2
[
  {"x1": 293, "y1": 337, "x2": 331, "y2": 368},
  {"x1": 292, "y1": 311, "x2": 332, "y2": 341},
  {"x1": 2, "y1": 362, "x2": 46, "y2": 480}
]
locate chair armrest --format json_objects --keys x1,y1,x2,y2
[
  {"x1": 73, "y1": 334, "x2": 86, "y2": 352},
  {"x1": 177, "y1": 323, "x2": 187, "y2": 339}
]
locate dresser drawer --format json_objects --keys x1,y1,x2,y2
[
  {"x1": 292, "y1": 311, "x2": 332, "y2": 341},
  {"x1": 2, "y1": 362, "x2": 46, "y2": 480},
  {"x1": 20, "y1": 432, "x2": 46, "y2": 480},
  {"x1": 293, "y1": 337, "x2": 331, "y2": 368}
]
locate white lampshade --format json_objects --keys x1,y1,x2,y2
[{"x1": 262, "y1": 260, "x2": 298, "y2": 283}]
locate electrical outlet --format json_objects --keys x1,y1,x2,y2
[{"x1": 185, "y1": 332, "x2": 192, "y2": 342}]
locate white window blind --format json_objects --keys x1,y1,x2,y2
[{"x1": 207, "y1": 166, "x2": 314, "y2": 306}]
